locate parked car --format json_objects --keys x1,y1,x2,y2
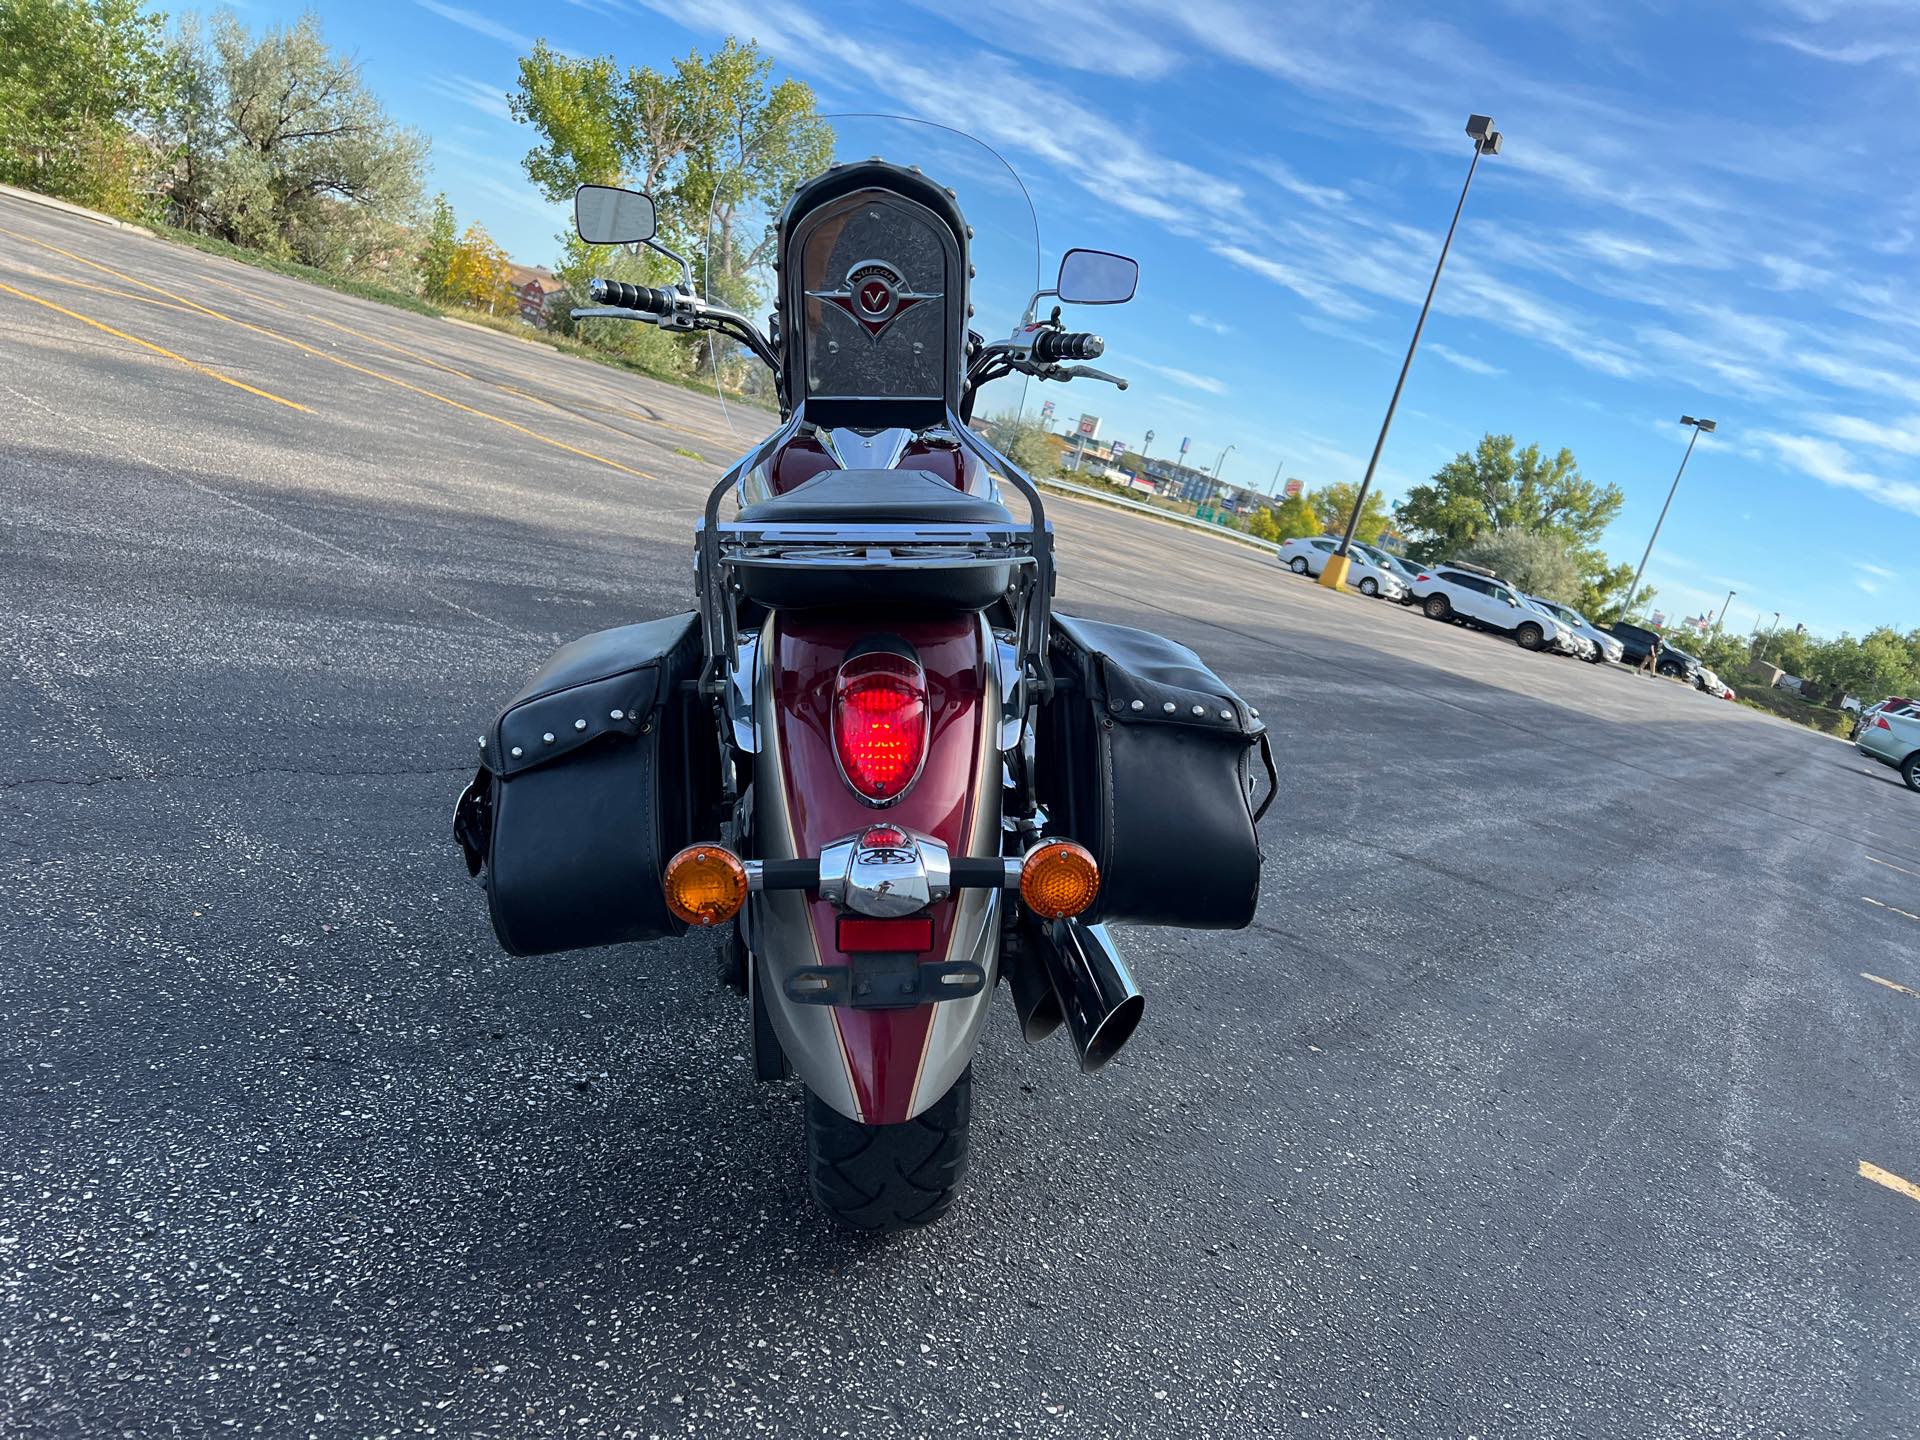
[
  {"x1": 1851, "y1": 697, "x2": 1917, "y2": 740},
  {"x1": 1523, "y1": 598, "x2": 1586, "y2": 657},
  {"x1": 1661, "y1": 641, "x2": 1707, "y2": 686},
  {"x1": 1525, "y1": 596, "x2": 1624, "y2": 665},
  {"x1": 1276, "y1": 536, "x2": 1407, "y2": 599},
  {"x1": 1608, "y1": 622, "x2": 1699, "y2": 681},
  {"x1": 1351, "y1": 542, "x2": 1425, "y2": 597},
  {"x1": 1856, "y1": 702, "x2": 1920, "y2": 791},
  {"x1": 1409, "y1": 562, "x2": 1570, "y2": 652}
]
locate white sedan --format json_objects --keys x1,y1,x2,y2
[{"x1": 1276, "y1": 537, "x2": 1406, "y2": 599}]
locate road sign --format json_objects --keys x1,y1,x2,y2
[
  {"x1": 1076, "y1": 414, "x2": 1100, "y2": 439},
  {"x1": 1040, "y1": 399, "x2": 1055, "y2": 423},
  {"x1": 1282, "y1": 478, "x2": 1303, "y2": 498},
  {"x1": 1178, "y1": 435, "x2": 1191, "y2": 458}
]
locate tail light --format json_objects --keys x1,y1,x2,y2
[
  {"x1": 833, "y1": 653, "x2": 928, "y2": 804},
  {"x1": 1875, "y1": 716, "x2": 1892, "y2": 729},
  {"x1": 663, "y1": 845, "x2": 748, "y2": 926}
]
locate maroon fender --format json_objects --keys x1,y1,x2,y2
[{"x1": 763, "y1": 612, "x2": 995, "y2": 1124}]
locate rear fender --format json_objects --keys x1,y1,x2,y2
[{"x1": 750, "y1": 611, "x2": 1001, "y2": 1124}]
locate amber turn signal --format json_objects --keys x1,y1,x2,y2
[
  {"x1": 663, "y1": 845, "x2": 748, "y2": 926},
  {"x1": 1019, "y1": 841, "x2": 1100, "y2": 920}
]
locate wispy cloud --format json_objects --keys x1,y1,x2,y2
[
  {"x1": 415, "y1": 0, "x2": 581, "y2": 56},
  {"x1": 1188, "y1": 313, "x2": 1232, "y2": 334},
  {"x1": 1136, "y1": 360, "x2": 1229, "y2": 395},
  {"x1": 1428, "y1": 342, "x2": 1504, "y2": 376},
  {"x1": 1756, "y1": 430, "x2": 1920, "y2": 519},
  {"x1": 427, "y1": 73, "x2": 514, "y2": 123}
]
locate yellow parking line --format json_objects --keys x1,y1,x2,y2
[
  {"x1": 7, "y1": 268, "x2": 204, "y2": 316},
  {"x1": 1860, "y1": 1160, "x2": 1920, "y2": 1205},
  {"x1": 299, "y1": 309, "x2": 475, "y2": 379},
  {"x1": 1862, "y1": 972, "x2": 1919, "y2": 998},
  {"x1": 0, "y1": 280, "x2": 310, "y2": 412},
  {"x1": 1868, "y1": 855, "x2": 1920, "y2": 880},
  {"x1": 1862, "y1": 896, "x2": 1920, "y2": 922},
  {"x1": 0, "y1": 224, "x2": 656, "y2": 481}
]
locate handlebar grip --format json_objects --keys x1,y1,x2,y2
[
  {"x1": 1035, "y1": 330, "x2": 1104, "y2": 362},
  {"x1": 589, "y1": 278, "x2": 675, "y2": 315}
]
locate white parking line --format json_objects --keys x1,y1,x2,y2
[
  {"x1": 1868, "y1": 855, "x2": 1920, "y2": 880},
  {"x1": 1862, "y1": 972, "x2": 1920, "y2": 999},
  {"x1": 1862, "y1": 896, "x2": 1920, "y2": 922}
]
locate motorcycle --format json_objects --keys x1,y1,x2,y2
[{"x1": 455, "y1": 121, "x2": 1274, "y2": 1231}]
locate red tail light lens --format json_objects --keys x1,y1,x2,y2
[
  {"x1": 1875, "y1": 716, "x2": 1892, "y2": 729},
  {"x1": 833, "y1": 653, "x2": 928, "y2": 804}
]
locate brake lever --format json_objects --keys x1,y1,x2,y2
[{"x1": 1060, "y1": 364, "x2": 1128, "y2": 390}]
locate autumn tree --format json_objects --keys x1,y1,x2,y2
[
  {"x1": 442, "y1": 223, "x2": 513, "y2": 313},
  {"x1": 1269, "y1": 492, "x2": 1323, "y2": 541}
]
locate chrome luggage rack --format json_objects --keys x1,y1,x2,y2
[{"x1": 693, "y1": 407, "x2": 1057, "y2": 707}]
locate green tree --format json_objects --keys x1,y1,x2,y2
[
  {"x1": 1395, "y1": 433, "x2": 1632, "y2": 614},
  {"x1": 417, "y1": 192, "x2": 457, "y2": 301},
  {"x1": 0, "y1": 0, "x2": 173, "y2": 217},
  {"x1": 1269, "y1": 492, "x2": 1321, "y2": 541},
  {"x1": 165, "y1": 12, "x2": 426, "y2": 277},
  {"x1": 1245, "y1": 506, "x2": 1282, "y2": 542},
  {"x1": 984, "y1": 411, "x2": 1055, "y2": 478},
  {"x1": 512, "y1": 38, "x2": 831, "y2": 314},
  {"x1": 1454, "y1": 527, "x2": 1583, "y2": 603},
  {"x1": 1308, "y1": 480, "x2": 1389, "y2": 543}
]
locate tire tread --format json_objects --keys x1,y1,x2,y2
[{"x1": 805, "y1": 1067, "x2": 971, "y2": 1231}]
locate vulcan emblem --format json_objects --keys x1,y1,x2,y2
[{"x1": 808, "y1": 259, "x2": 938, "y2": 341}]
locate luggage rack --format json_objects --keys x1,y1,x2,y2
[{"x1": 694, "y1": 407, "x2": 1057, "y2": 705}]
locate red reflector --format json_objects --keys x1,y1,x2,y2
[
  {"x1": 1875, "y1": 716, "x2": 1892, "y2": 729},
  {"x1": 833, "y1": 653, "x2": 928, "y2": 803},
  {"x1": 836, "y1": 916, "x2": 935, "y2": 953},
  {"x1": 862, "y1": 825, "x2": 909, "y2": 849}
]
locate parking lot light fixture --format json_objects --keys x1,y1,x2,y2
[
  {"x1": 1619, "y1": 416, "x2": 1718, "y2": 620},
  {"x1": 1324, "y1": 113, "x2": 1502, "y2": 592}
]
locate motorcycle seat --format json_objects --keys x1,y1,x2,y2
[{"x1": 736, "y1": 468, "x2": 1015, "y2": 527}]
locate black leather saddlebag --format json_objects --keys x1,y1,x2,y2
[
  {"x1": 453, "y1": 613, "x2": 719, "y2": 956},
  {"x1": 1034, "y1": 614, "x2": 1276, "y2": 930}
]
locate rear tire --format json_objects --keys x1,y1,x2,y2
[
  {"x1": 1359, "y1": 577, "x2": 1379, "y2": 597},
  {"x1": 1423, "y1": 594, "x2": 1452, "y2": 621},
  {"x1": 1903, "y1": 754, "x2": 1920, "y2": 793},
  {"x1": 1516, "y1": 622, "x2": 1544, "y2": 651},
  {"x1": 805, "y1": 1066, "x2": 972, "y2": 1231},
  {"x1": 1289, "y1": 557, "x2": 1310, "y2": 575}
]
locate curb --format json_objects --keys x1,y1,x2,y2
[{"x1": 0, "y1": 184, "x2": 154, "y2": 237}]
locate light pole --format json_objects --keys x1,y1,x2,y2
[
  {"x1": 1756, "y1": 611, "x2": 1782, "y2": 663},
  {"x1": 1205, "y1": 443, "x2": 1234, "y2": 511},
  {"x1": 1713, "y1": 589, "x2": 1735, "y2": 639},
  {"x1": 1619, "y1": 415, "x2": 1717, "y2": 620},
  {"x1": 1324, "y1": 113, "x2": 1502, "y2": 590}
]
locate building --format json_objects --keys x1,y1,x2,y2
[{"x1": 505, "y1": 265, "x2": 565, "y2": 329}]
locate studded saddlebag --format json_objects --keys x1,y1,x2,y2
[
  {"x1": 453, "y1": 613, "x2": 719, "y2": 956},
  {"x1": 1034, "y1": 614, "x2": 1276, "y2": 930}
]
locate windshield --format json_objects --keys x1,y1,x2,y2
[{"x1": 703, "y1": 113, "x2": 1040, "y2": 436}]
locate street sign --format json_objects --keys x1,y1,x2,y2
[
  {"x1": 1178, "y1": 435, "x2": 1191, "y2": 458},
  {"x1": 1076, "y1": 414, "x2": 1100, "y2": 439},
  {"x1": 1110, "y1": 439, "x2": 1126, "y2": 459},
  {"x1": 1282, "y1": 478, "x2": 1303, "y2": 498}
]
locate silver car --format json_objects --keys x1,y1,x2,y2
[
  {"x1": 1524, "y1": 595, "x2": 1624, "y2": 665},
  {"x1": 1857, "y1": 701, "x2": 1920, "y2": 791}
]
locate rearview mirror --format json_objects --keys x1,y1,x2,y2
[
  {"x1": 1056, "y1": 248, "x2": 1139, "y2": 305},
  {"x1": 574, "y1": 184, "x2": 657, "y2": 246}
]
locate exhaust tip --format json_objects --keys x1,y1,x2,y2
[{"x1": 1077, "y1": 992, "x2": 1144, "y2": 1072}]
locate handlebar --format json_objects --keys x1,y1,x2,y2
[
  {"x1": 1034, "y1": 330, "x2": 1104, "y2": 362},
  {"x1": 588, "y1": 278, "x2": 676, "y2": 315}
]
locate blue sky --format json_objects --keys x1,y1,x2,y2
[{"x1": 249, "y1": 0, "x2": 1918, "y2": 637}]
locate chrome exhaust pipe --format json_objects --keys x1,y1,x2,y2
[
  {"x1": 1006, "y1": 920, "x2": 1065, "y2": 1043},
  {"x1": 1038, "y1": 918, "x2": 1143, "y2": 1072}
]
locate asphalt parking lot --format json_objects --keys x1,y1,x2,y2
[{"x1": 4, "y1": 193, "x2": 1918, "y2": 1439}]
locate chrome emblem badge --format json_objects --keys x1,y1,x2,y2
[{"x1": 809, "y1": 259, "x2": 938, "y2": 341}]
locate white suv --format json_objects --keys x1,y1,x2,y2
[{"x1": 1410, "y1": 562, "x2": 1568, "y2": 652}]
